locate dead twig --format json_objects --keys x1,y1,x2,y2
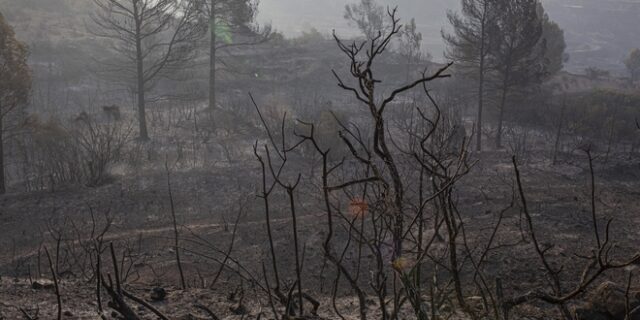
[{"x1": 44, "y1": 247, "x2": 61, "y2": 320}]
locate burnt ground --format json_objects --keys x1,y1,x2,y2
[{"x1": 0, "y1": 148, "x2": 639, "y2": 319}]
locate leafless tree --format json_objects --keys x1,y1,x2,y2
[
  {"x1": 194, "y1": 0, "x2": 270, "y2": 116},
  {"x1": 89, "y1": 0, "x2": 205, "y2": 140}
]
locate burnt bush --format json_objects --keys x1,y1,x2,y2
[{"x1": 18, "y1": 113, "x2": 131, "y2": 190}]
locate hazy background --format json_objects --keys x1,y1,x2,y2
[
  {"x1": 258, "y1": 0, "x2": 640, "y2": 74},
  {"x1": 1, "y1": 0, "x2": 638, "y2": 73}
]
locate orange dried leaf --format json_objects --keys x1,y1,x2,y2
[{"x1": 348, "y1": 198, "x2": 369, "y2": 219}]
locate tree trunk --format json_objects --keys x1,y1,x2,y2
[
  {"x1": 630, "y1": 138, "x2": 638, "y2": 160},
  {"x1": 495, "y1": 86, "x2": 508, "y2": 149},
  {"x1": 604, "y1": 117, "x2": 616, "y2": 164},
  {"x1": 552, "y1": 97, "x2": 566, "y2": 165},
  {"x1": 476, "y1": 2, "x2": 488, "y2": 152},
  {"x1": 477, "y1": 61, "x2": 485, "y2": 152},
  {"x1": 496, "y1": 63, "x2": 511, "y2": 149},
  {"x1": 0, "y1": 114, "x2": 5, "y2": 195},
  {"x1": 134, "y1": 5, "x2": 149, "y2": 141},
  {"x1": 136, "y1": 54, "x2": 148, "y2": 140},
  {"x1": 208, "y1": 0, "x2": 217, "y2": 119},
  {"x1": 374, "y1": 115, "x2": 404, "y2": 258}
]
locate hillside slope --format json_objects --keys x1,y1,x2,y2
[{"x1": 0, "y1": 0, "x2": 93, "y2": 42}]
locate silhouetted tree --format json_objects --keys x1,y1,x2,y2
[
  {"x1": 625, "y1": 48, "x2": 640, "y2": 82},
  {"x1": 585, "y1": 67, "x2": 610, "y2": 80},
  {"x1": 538, "y1": 3, "x2": 567, "y2": 76},
  {"x1": 397, "y1": 18, "x2": 427, "y2": 80},
  {"x1": 196, "y1": 0, "x2": 269, "y2": 115},
  {"x1": 344, "y1": 0, "x2": 386, "y2": 40},
  {"x1": 89, "y1": 0, "x2": 205, "y2": 140},
  {"x1": 0, "y1": 12, "x2": 31, "y2": 194},
  {"x1": 443, "y1": 0, "x2": 497, "y2": 152},
  {"x1": 489, "y1": 0, "x2": 544, "y2": 148}
]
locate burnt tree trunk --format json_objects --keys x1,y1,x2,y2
[
  {"x1": 552, "y1": 97, "x2": 566, "y2": 165},
  {"x1": 0, "y1": 111, "x2": 5, "y2": 195},
  {"x1": 495, "y1": 61, "x2": 512, "y2": 149},
  {"x1": 476, "y1": 0, "x2": 488, "y2": 152},
  {"x1": 134, "y1": 2, "x2": 149, "y2": 141},
  {"x1": 209, "y1": 0, "x2": 217, "y2": 114}
]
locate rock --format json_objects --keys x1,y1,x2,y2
[
  {"x1": 150, "y1": 287, "x2": 167, "y2": 301},
  {"x1": 177, "y1": 314, "x2": 208, "y2": 320},
  {"x1": 31, "y1": 280, "x2": 54, "y2": 290},
  {"x1": 230, "y1": 303, "x2": 248, "y2": 315},
  {"x1": 595, "y1": 282, "x2": 627, "y2": 317},
  {"x1": 63, "y1": 310, "x2": 73, "y2": 317},
  {"x1": 573, "y1": 307, "x2": 613, "y2": 320},
  {"x1": 573, "y1": 281, "x2": 640, "y2": 320}
]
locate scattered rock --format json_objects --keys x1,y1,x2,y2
[{"x1": 150, "y1": 287, "x2": 167, "y2": 301}]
